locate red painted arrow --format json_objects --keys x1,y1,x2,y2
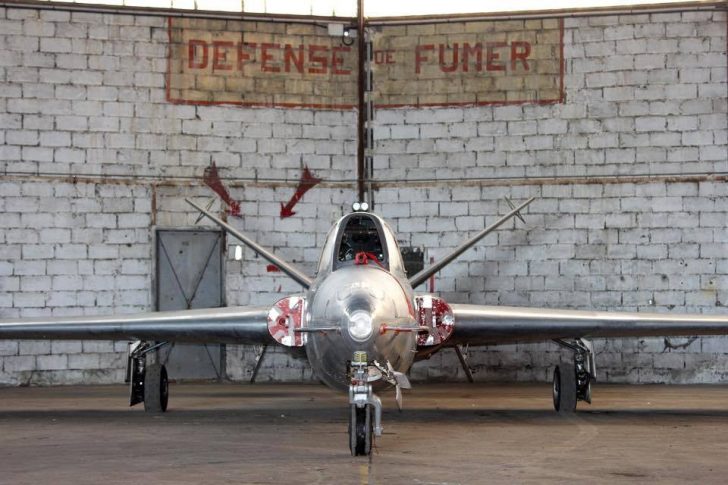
[
  {"x1": 203, "y1": 162, "x2": 241, "y2": 217},
  {"x1": 280, "y1": 166, "x2": 322, "y2": 219}
]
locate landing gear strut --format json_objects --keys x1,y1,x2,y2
[
  {"x1": 126, "y1": 341, "x2": 170, "y2": 413},
  {"x1": 348, "y1": 351, "x2": 382, "y2": 456},
  {"x1": 552, "y1": 338, "x2": 595, "y2": 414}
]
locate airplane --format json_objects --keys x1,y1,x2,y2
[{"x1": 2, "y1": 196, "x2": 728, "y2": 456}]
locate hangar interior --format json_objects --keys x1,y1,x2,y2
[{"x1": 0, "y1": 0, "x2": 726, "y2": 387}]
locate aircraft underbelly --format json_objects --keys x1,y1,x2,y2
[{"x1": 306, "y1": 331, "x2": 415, "y2": 390}]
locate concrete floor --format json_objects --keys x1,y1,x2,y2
[{"x1": 2, "y1": 383, "x2": 728, "y2": 484}]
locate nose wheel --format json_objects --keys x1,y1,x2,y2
[{"x1": 350, "y1": 404, "x2": 373, "y2": 456}]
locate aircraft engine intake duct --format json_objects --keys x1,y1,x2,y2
[
  {"x1": 416, "y1": 295, "x2": 454, "y2": 347},
  {"x1": 268, "y1": 296, "x2": 306, "y2": 347}
]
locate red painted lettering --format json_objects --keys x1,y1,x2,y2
[
  {"x1": 261, "y1": 43, "x2": 280, "y2": 73},
  {"x1": 462, "y1": 42, "x2": 482, "y2": 72},
  {"x1": 188, "y1": 40, "x2": 208, "y2": 69},
  {"x1": 438, "y1": 43, "x2": 459, "y2": 73},
  {"x1": 284, "y1": 44, "x2": 304, "y2": 73},
  {"x1": 237, "y1": 42, "x2": 256, "y2": 71},
  {"x1": 212, "y1": 41, "x2": 233, "y2": 71},
  {"x1": 415, "y1": 44, "x2": 434, "y2": 74},
  {"x1": 332, "y1": 46, "x2": 351, "y2": 75},
  {"x1": 308, "y1": 45, "x2": 328, "y2": 74},
  {"x1": 374, "y1": 50, "x2": 395, "y2": 64},
  {"x1": 486, "y1": 42, "x2": 507, "y2": 71},
  {"x1": 510, "y1": 41, "x2": 531, "y2": 70}
]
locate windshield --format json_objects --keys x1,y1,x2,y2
[{"x1": 335, "y1": 215, "x2": 387, "y2": 268}]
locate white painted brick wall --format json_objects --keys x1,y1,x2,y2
[{"x1": 0, "y1": 6, "x2": 726, "y2": 386}]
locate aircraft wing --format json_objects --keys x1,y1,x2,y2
[
  {"x1": 449, "y1": 304, "x2": 728, "y2": 346},
  {"x1": 0, "y1": 306, "x2": 273, "y2": 345}
]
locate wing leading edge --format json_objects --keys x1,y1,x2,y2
[
  {"x1": 450, "y1": 304, "x2": 728, "y2": 346},
  {"x1": 0, "y1": 306, "x2": 272, "y2": 345}
]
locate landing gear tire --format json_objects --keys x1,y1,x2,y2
[
  {"x1": 553, "y1": 363, "x2": 577, "y2": 414},
  {"x1": 349, "y1": 404, "x2": 373, "y2": 456},
  {"x1": 143, "y1": 363, "x2": 169, "y2": 413}
]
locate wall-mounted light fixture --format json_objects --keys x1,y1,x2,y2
[
  {"x1": 328, "y1": 23, "x2": 356, "y2": 46},
  {"x1": 342, "y1": 26, "x2": 357, "y2": 45}
]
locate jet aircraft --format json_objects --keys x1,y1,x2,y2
[{"x1": 2, "y1": 197, "x2": 728, "y2": 456}]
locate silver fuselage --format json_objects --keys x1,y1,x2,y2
[
  {"x1": 303, "y1": 213, "x2": 417, "y2": 390},
  {"x1": 305, "y1": 266, "x2": 417, "y2": 389}
]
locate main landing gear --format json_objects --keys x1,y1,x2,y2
[
  {"x1": 348, "y1": 351, "x2": 383, "y2": 456},
  {"x1": 552, "y1": 338, "x2": 595, "y2": 414},
  {"x1": 126, "y1": 341, "x2": 169, "y2": 413}
]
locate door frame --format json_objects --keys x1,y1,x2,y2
[{"x1": 153, "y1": 227, "x2": 227, "y2": 380}]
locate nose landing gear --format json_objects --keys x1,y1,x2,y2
[{"x1": 348, "y1": 351, "x2": 382, "y2": 456}]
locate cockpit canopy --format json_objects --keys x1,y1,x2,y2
[
  {"x1": 336, "y1": 215, "x2": 386, "y2": 267},
  {"x1": 317, "y1": 212, "x2": 405, "y2": 278}
]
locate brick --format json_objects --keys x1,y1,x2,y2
[
  {"x1": 82, "y1": 341, "x2": 115, "y2": 353},
  {"x1": 37, "y1": 354, "x2": 69, "y2": 370},
  {"x1": 6, "y1": 130, "x2": 39, "y2": 146},
  {"x1": 40, "y1": 37, "x2": 72, "y2": 53},
  {"x1": 50, "y1": 341, "x2": 82, "y2": 355},
  {"x1": 68, "y1": 353, "x2": 100, "y2": 370},
  {"x1": 0, "y1": 341, "x2": 18, "y2": 356},
  {"x1": 389, "y1": 125, "x2": 419, "y2": 139},
  {"x1": 4, "y1": 355, "x2": 36, "y2": 372}
]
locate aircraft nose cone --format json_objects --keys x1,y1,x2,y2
[{"x1": 306, "y1": 266, "x2": 416, "y2": 390}]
